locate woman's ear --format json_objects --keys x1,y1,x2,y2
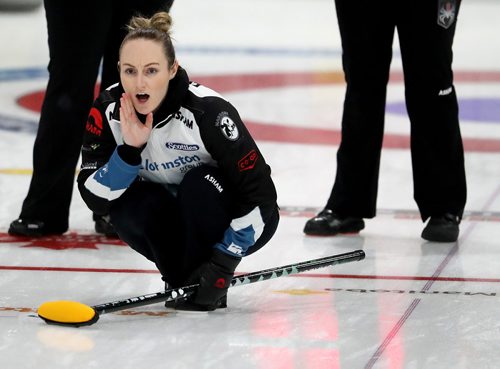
[
  {"x1": 117, "y1": 61, "x2": 120, "y2": 73},
  {"x1": 169, "y1": 60, "x2": 179, "y2": 80}
]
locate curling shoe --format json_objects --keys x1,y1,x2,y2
[
  {"x1": 8, "y1": 218, "x2": 67, "y2": 237},
  {"x1": 94, "y1": 214, "x2": 118, "y2": 237},
  {"x1": 163, "y1": 283, "x2": 228, "y2": 312},
  {"x1": 303, "y1": 209, "x2": 364, "y2": 236},
  {"x1": 421, "y1": 213, "x2": 460, "y2": 242},
  {"x1": 174, "y1": 295, "x2": 228, "y2": 313}
]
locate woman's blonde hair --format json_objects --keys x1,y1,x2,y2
[{"x1": 120, "y1": 12, "x2": 176, "y2": 67}]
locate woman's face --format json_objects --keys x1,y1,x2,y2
[{"x1": 119, "y1": 39, "x2": 177, "y2": 115}]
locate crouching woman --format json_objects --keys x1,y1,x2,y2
[{"x1": 77, "y1": 12, "x2": 279, "y2": 311}]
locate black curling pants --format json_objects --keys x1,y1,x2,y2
[
  {"x1": 18, "y1": 0, "x2": 172, "y2": 231},
  {"x1": 109, "y1": 166, "x2": 279, "y2": 287},
  {"x1": 327, "y1": 0, "x2": 466, "y2": 221}
]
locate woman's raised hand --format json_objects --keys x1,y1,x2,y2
[{"x1": 119, "y1": 93, "x2": 153, "y2": 148}]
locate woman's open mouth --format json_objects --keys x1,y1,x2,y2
[{"x1": 136, "y1": 93, "x2": 150, "y2": 103}]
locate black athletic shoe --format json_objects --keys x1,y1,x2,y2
[
  {"x1": 421, "y1": 213, "x2": 460, "y2": 242},
  {"x1": 94, "y1": 214, "x2": 118, "y2": 237},
  {"x1": 163, "y1": 282, "x2": 228, "y2": 311},
  {"x1": 8, "y1": 218, "x2": 66, "y2": 237},
  {"x1": 303, "y1": 209, "x2": 365, "y2": 236},
  {"x1": 174, "y1": 295, "x2": 228, "y2": 313}
]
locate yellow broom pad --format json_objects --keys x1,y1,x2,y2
[{"x1": 38, "y1": 301, "x2": 97, "y2": 325}]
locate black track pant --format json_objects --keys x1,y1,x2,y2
[
  {"x1": 109, "y1": 166, "x2": 279, "y2": 287},
  {"x1": 327, "y1": 0, "x2": 466, "y2": 221},
  {"x1": 18, "y1": 0, "x2": 172, "y2": 231}
]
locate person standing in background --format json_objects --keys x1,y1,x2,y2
[
  {"x1": 304, "y1": 0, "x2": 466, "y2": 242},
  {"x1": 9, "y1": 0, "x2": 174, "y2": 237}
]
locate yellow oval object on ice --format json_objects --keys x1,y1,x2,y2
[{"x1": 38, "y1": 301, "x2": 99, "y2": 327}]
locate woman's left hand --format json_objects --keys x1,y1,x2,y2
[{"x1": 119, "y1": 93, "x2": 153, "y2": 148}]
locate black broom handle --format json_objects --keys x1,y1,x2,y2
[{"x1": 94, "y1": 249, "x2": 366, "y2": 315}]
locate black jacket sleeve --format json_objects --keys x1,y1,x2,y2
[
  {"x1": 196, "y1": 96, "x2": 278, "y2": 220},
  {"x1": 77, "y1": 92, "x2": 141, "y2": 215}
]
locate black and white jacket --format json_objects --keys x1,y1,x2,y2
[{"x1": 78, "y1": 67, "x2": 278, "y2": 257}]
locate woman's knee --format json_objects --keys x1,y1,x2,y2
[
  {"x1": 110, "y1": 181, "x2": 175, "y2": 235},
  {"x1": 178, "y1": 165, "x2": 232, "y2": 211}
]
